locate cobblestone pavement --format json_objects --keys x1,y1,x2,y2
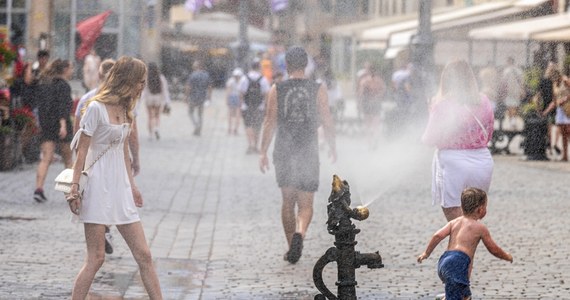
[{"x1": 1, "y1": 89, "x2": 569, "y2": 300}]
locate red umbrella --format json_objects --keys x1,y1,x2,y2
[{"x1": 75, "y1": 10, "x2": 112, "y2": 60}]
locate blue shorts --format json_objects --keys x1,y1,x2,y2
[
  {"x1": 228, "y1": 95, "x2": 240, "y2": 108},
  {"x1": 438, "y1": 250, "x2": 471, "y2": 300}
]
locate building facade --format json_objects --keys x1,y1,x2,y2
[{"x1": 1, "y1": 0, "x2": 152, "y2": 65}]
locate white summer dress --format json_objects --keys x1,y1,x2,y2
[{"x1": 70, "y1": 101, "x2": 140, "y2": 225}]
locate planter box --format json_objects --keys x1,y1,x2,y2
[{"x1": 0, "y1": 132, "x2": 17, "y2": 171}]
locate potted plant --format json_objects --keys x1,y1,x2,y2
[
  {"x1": 0, "y1": 89, "x2": 15, "y2": 170},
  {"x1": 0, "y1": 32, "x2": 17, "y2": 73}
]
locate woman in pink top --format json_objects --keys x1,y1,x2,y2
[{"x1": 422, "y1": 60, "x2": 495, "y2": 221}]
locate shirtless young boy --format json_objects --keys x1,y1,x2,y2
[{"x1": 417, "y1": 187, "x2": 513, "y2": 300}]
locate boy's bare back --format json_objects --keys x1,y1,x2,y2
[
  {"x1": 418, "y1": 215, "x2": 512, "y2": 264},
  {"x1": 418, "y1": 189, "x2": 512, "y2": 265},
  {"x1": 446, "y1": 216, "x2": 490, "y2": 260}
]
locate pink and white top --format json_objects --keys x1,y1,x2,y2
[{"x1": 422, "y1": 95, "x2": 494, "y2": 150}]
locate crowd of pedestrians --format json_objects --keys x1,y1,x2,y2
[
  {"x1": 347, "y1": 55, "x2": 570, "y2": 165},
  {"x1": 3, "y1": 40, "x2": 570, "y2": 299}
]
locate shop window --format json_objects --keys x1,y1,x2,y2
[
  {"x1": 0, "y1": 0, "x2": 25, "y2": 8},
  {"x1": 319, "y1": 0, "x2": 332, "y2": 12}
]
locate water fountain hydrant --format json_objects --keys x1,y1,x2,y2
[{"x1": 313, "y1": 175, "x2": 384, "y2": 300}]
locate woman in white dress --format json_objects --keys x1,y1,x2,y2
[{"x1": 68, "y1": 57, "x2": 163, "y2": 299}]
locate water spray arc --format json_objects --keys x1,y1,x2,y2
[{"x1": 313, "y1": 175, "x2": 384, "y2": 300}]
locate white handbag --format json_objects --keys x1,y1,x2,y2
[{"x1": 54, "y1": 169, "x2": 88, "y2": 195}]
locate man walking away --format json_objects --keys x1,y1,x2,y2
[
  {"x1": 259, "y1": 46, "x2": 336, "y2": 264},
  {"x1": 500, "y1": 57, "x2": 525, "y2": 131},
  {"x1": 186, "y1": 61, "x2": 212, "y2": 136},
  {"x1": 240, "y1": 60, "x2": 270, "y2": 153}
]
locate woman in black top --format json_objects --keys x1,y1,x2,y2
[
  {"x1": 539, "y1": 63, "x2": 561, "y2": 156},
  {"x1": 34, "y1": 59, "x2": 74, "y2": 203}
]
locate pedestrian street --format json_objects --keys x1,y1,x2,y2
[{"x1": 1, "y1": 89, "x2": 569, "y2": 299}]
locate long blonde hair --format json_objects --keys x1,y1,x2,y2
[
  {"x1": 437, "y1": 60, "x2": 480, "y2": 106},
  {"x1": 83, "y1": 56, "x2": 147, "y2": 122}
]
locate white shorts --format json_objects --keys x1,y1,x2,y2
[{"x1": 432, "y1": 148, "x2": 494, "y2": 208}]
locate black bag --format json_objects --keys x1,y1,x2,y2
[{"x1": 244, "y1": 76, "x2": 263, "y2": 108}]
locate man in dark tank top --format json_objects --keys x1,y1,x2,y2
[{"x1": 259, "y1": 46, "x2": 337, "y2": 264}]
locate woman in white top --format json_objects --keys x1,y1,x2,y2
[
  {"x1": 141, "y1": 62, "x2": 171, "y2": 140},
  {"x1": 225, "y1": 68, "x2": 243, "y2": 135},
  {"x1": 68, "y1": 57, "x2": 163, "y2": 299}
]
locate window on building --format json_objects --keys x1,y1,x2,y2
[
  {"x1": 334, "y1": 0, "x2": 358, "y2": 18},
  {"x1": 0, "y1": 0, "x2": 25, "y2": 8},
  {"x1": 319, "y1": 0, "x2": 332, "y2": 12},
  {"x1": 0, "y1": 0, "x2": 28, "y2": 46},
  {"x1": 362, "y1": 1, "x2": 369, "y2": 15}
]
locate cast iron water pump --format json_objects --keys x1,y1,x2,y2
[{"x1": 313, "y1": 175, "x2": 384, "y2": 300}]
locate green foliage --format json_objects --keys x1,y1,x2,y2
[
  {"x1": 524, "y1": 66, "x2": 541, "y2": 94},
  {"x1": 0, "y1": 124, "x2": 12, "y2": 135},
  {"x1": 356, "y1": 49, "x2": 386, "y2": 74},
  {"x1": 0, "y1": 34, "x2": 17, "y2": 67}
]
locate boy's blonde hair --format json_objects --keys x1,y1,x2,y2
[{"x1": 461, "y1": 187, "x2": 487, "y2": 215}]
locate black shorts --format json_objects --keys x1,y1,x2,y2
[
  {"x1": 242, "y1": 109, "x2": 264, "y2": 129},
  {"x1": 39, "y1": 120, "x2": 72, "y2": 143},
  {"x1": 274, "y1": 157, "x2": 319, "y2": 192}
]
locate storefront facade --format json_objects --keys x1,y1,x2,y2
[{"x1": 2, "y1": 0, "x2": 149, "y2": 63}]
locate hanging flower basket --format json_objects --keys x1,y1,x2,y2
[{"x1": 11, "y1": 107, "x2": 37, "y2": 132}]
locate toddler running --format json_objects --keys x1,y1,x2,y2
[{"x1": 417, "y1": 187, "x2": 513, "y2": 300}]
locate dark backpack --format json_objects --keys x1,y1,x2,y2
[{"x1": 244, "y1": 75, "x2": 263, "y2": 108}]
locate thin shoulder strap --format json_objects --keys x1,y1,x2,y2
[
  {"x1": 464, "y1": 105, "x2": 488, "y2": 141},
  {"x1": 83, "y1": 137, "x2": 120, "y2": 172}
]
